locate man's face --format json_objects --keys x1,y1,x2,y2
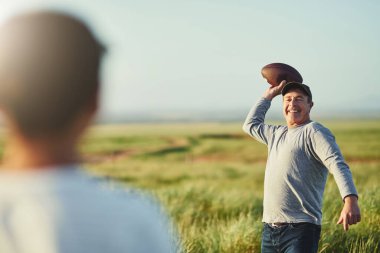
[{"x1": 283, "y1": 89, "x2": 313, "y2": 128}]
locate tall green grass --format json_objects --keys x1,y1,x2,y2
[{"x1": 82, "y1": 120, "x2": 380, "y2": 253}]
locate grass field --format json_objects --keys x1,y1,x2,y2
[{"x1": 80, "y1": 120, "x2": 380, "y2": 253}]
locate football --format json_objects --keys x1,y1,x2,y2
[{"x1": 261, "y1": 63, "x2": 303, "y2": 86}]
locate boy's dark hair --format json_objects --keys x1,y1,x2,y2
[{"x1": 0, "y1": 11, "x2": 105, "y2": 137}]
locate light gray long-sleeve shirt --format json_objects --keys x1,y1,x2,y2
[{"x1": 243, "y1": 98, "x2": 358, "y2": 225}]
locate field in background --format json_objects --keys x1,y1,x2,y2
[{"x1": 81, "y1": 120, "x2": 380, "y2": 253}]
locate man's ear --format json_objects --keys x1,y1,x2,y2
[{"x1": 309, "y1": 101, "x2": 314, "y2": 112}]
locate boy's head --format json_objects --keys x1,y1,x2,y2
[{"x1": 0, "y1": 11, "x2": 105, "y2": 138}]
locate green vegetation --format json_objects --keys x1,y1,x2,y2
[
  {"x1": 81, "y1": 120, "x2": 380, "y2": 253},
  {"x1": 0, "y1": 120, "x2": 376, "y2": 251}
]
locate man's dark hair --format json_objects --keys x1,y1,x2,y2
[{"x1": 0, "y1": 11, "x2": 105, "y2": 137}]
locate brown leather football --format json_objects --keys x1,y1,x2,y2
[{"x1": 261, "y1": 63, "x2": 303, "y2": 86}]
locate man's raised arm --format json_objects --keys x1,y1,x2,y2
[{"x1": 242, "y1": 81, "x2": 286, "y2": 145}]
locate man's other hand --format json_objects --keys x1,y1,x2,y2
[{"x1": 337, "y1": 195, "x2": 361, "y2": 231}]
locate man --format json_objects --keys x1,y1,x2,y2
[
  {"x1": 0, "y1": 11, "x2": 178, "y2": 253},
  {"x1": 242, "y1": 80, "x2": 360, "y2": 253}
]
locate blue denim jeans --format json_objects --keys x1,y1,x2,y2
[{"x1": 261, "y1": 223, "x2": 321, "y2": 253}]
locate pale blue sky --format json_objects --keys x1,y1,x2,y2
[{"x1": 1, "y1": 0, "x2": 379, "y2": 121}]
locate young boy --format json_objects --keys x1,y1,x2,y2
[{"x1": 0, "y1": 11, "x2": 178, "y2": 253}]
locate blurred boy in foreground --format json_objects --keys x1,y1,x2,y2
[{"x1": 0, "y1": 11, "x2": 178, "y2": 253}]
